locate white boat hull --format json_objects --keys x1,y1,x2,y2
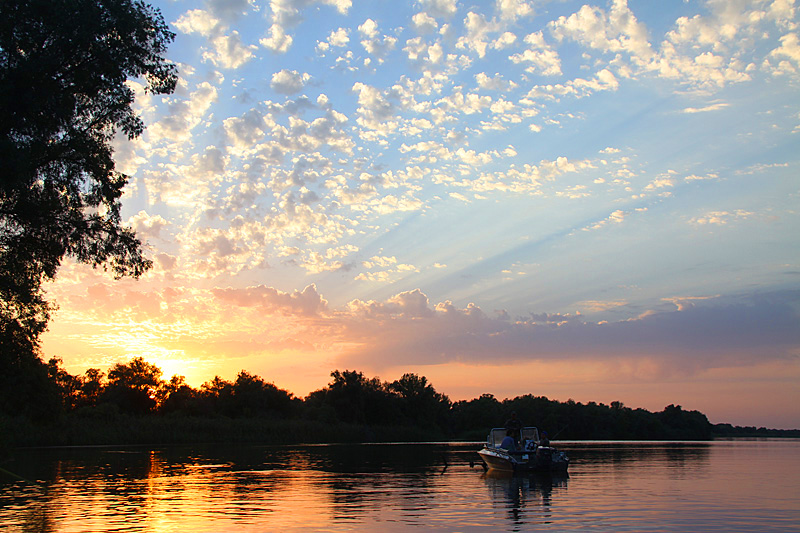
[{"x1": 478, "y1": 445, "x2": 569, "y2": 473}]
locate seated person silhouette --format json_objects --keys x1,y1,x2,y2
[{"x1": 500, "y1": 430, "x2": 516, "y2": 452}]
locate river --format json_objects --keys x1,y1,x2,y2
[{"x1": 2, "y1": 440, "x2": 798, "y2": 531}]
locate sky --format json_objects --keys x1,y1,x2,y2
[{"x1": 41, "y1": 0, "x2": 800, "y2": 429}]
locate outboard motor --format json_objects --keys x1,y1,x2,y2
[{"x1": 536, "y1": 446, "x2": 553, "y2": 461}]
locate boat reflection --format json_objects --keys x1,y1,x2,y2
[{"x1": 483, "y1": 469, "x2": 568, "y2": 527}]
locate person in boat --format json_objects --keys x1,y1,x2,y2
[
  {"x1": 504, "y1": 411, "x2": 523, "y2": 445},
  {"x1": 500, "y1": 430, "x2": 517, "y2": 452},
  {"x1": 540, "y1": 430, "x2": 550, "y2": 447}
]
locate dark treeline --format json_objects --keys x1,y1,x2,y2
[
  {"x1": 712, "y1": 423, "x2": 800, "y2": 438},
  {"x1": 0, "y1": 356, "x2": 737, "y2": 447}
]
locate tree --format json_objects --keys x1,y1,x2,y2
[
  {"x1": 79, "y1": 368, "x2": 107, "y2": 408},
  {"x1": 388, "y1": 373, "x2": 451, "y2": 427},
  {"x1": 0, "y1": 0, "x2": 177, "y2": 414},
  {"x1": 47, "y1": 357, "x2": 83, "y2": 411},
  {"x1": 101, "y1": 356, "x2": 163, "y2": 414},
  {"x1": 229, "y1": 371, "x2": 296, "y2": 418},
  {"x1": 306, "y1": 370, "x2": 398, "y2": 425}
]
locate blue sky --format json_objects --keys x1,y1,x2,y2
[{"x1": 43, "y1": 0, "x2": 800, "y2": 428}]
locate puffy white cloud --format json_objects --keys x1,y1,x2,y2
[
  {"x1": 413, "y1": 12, "x2": 439, "y2": 33},
  {"x1": 456, "y1": 11, "x2": 501, "y2": 58},
  {"x1": 510, "y1": 31, "x2": 562, "y2": 76},
  {"x1": 223, "y1": 108, "x2": 271, "y2": 156},
  {"x1": 271, "y1": 69, "x2": 312, "y2": 94},
  {"x1": 204, "y1": 33, "x2": 257, "y2": 69},
  {"x1": 352, "y1": 82, "x2": 398, "y2": 135},
  {"x1": 358, "y1": 18, "x2": 379, "y2": 39},
  {"x1": 770, "y1": 32, "x2": 800, "y2": 69},
  {"x1": 496, "y1": 0, "x2": 532, "y2": 20},
  {"x1": 262, "y1": 0, "x2": 351, "y2": 54},
  {"x1": 571, "y1": 68, "x2": 620, "y2": 92},
  {"x1": 174, "y1": 9, "x2": 220, "y2": 36},
  {"x1": 148, "y1": 81, "x2": 218, "y2": 143},
  {"x1": 549, "y1": 0, "x2": 653, "y2": 64},
  {"x1": 475, "y1": 72, "x2": 518, "y2": 91},
  {"x1": 524, "y1": 68, "x2": 619, "y2": 100},
  {"x1": 261, "y1": 23, "x2": 293, "y2": 53},
  {"x1": 493, "y1": 31, "x2": 518, "y2": 50},
  {"x1": 174, "y1": 9, "x2": 256, "y2": 69},
  {"x1": 358, "y1": 19, "x2": 398, "y2": 61},
  {"x1": 644, "y1": 177, "x2": 675, "y2": 191},
  {"x1": 128, "y1": 211, "x2": 170, "y2": 240},
  {"x1": 317, "y1": 27, "x2": 350, "y2": 53}
]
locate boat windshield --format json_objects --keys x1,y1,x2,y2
[
  {"x1": 521, "y1": 427, "x2": 539, "y2": 443},
  {"x1": 487, "y1": 427, "x2": 540, "y2": 447}
]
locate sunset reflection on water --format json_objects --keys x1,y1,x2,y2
[{"x1": 2, "y1": 441, "x2": 798, "y2": 531}]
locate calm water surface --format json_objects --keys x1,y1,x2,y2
[{"x1": 1, "y1": 440, "x2": 798, "y2": 531}]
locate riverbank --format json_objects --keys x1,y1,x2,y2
[
  {"x1": 0, "y1": 413, "x2": 448, "y2": 449},
  {"x1": 4, "y1": 413, "x2": 797, "y2": 450}
]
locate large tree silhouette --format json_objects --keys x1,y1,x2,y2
[{"x1": 0, "y1": 0, "x2": 177, "y2": 416}]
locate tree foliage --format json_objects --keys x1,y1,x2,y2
[
  {"x1": 11, "y1": 357, "x2": 725, "y2": 442},
  {"x1": 0, "y1": 0, "x2": 177, "y2": 416}
]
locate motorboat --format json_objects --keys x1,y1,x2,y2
[{"x1": 477, "y1": 427, "x2": 569, "y2": 473}]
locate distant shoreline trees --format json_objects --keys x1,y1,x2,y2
[{"x1": 8, "y1": 355, "x2": 796, "y2": 448}]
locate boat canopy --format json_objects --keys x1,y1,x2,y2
[{"x1": 487, "y1": 427, "x2": 540, "y2": 447}]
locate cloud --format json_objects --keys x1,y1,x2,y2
[
  {"x1": 207, "y1": 0, "x2": 252, "y2": 22},
  {"x1": 689, "y1": 210, "x2": 753, "y2": 226},
  {"x1": 262, "y1": 0, "x2": 352, "y2": 53},
  {"x1": 261, "y1": 23, "x2": 294, "y2": 53},
  {"x1": 524, "y1": 68, "x2": 619, "y2": 100},
  {"x1": 174, "y1": 9, "x2": 220, "y2": 36},
  {"x1": 496, "y1": 0, "x2": 533, "y2": 21},
  {"x1": 509, "y1": 31, "x2": 562, "y2": 76},
  {"x1": 271, "y1": 69, "x2": 312, "y2": 94},
  {"x1": 334, "y1": 289, "x2": 800, "y2": 374},
  {"x1": 204, "y1": 33, "x2": 257, "y2": 69},
  {"x1": 682, "y1": 102, "x2": 730, "y2": 113},
  {"x1": 549, "y1": 0, "x2": 654, "y2": 63},
  {"x1": 128, "y1": 211, "x2": 170, "y2": 240},
  {"x1": 583, "y1": 207, "x2": 647, "y2": 231},
  {"x1": 417, "y1": 0, "x2": 458, "y2": 19},
  {"x1": 358, "y1": 19, "x2": 398, "y2": 62},
  {"x1": 148, "y1": 81, "x2": 218, "y2": 143},
  {"x1": 213, "y1": 284, "x2": 329, "y2": 316},
  {"x1": 770, "y1": 32, "x2": 800, "y2": 69},
  {"x1": 317, "y1": 27, "x2": 350, "y2": 53},
  {"x1": 174, "y1": 9, "x2": 256, "y2": 69},
  {"x1": 456, "y1": 11, "x2": 501, "y2": 58},
  {"x1": 475, "y1": 72, "x2": 517, "y2": 91},
  {"x1": 352, "y1": 82, "x2": 398, "y2": 135},
  {"x1": 346, "y1": 289, "x2": 434, "y2": 318},
  {"x1": 155, "y1": 253, "x2": 178, "y2": 272},
  {"x1": 412, "y1": 12, "x2": 439, "y2": 34}
]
